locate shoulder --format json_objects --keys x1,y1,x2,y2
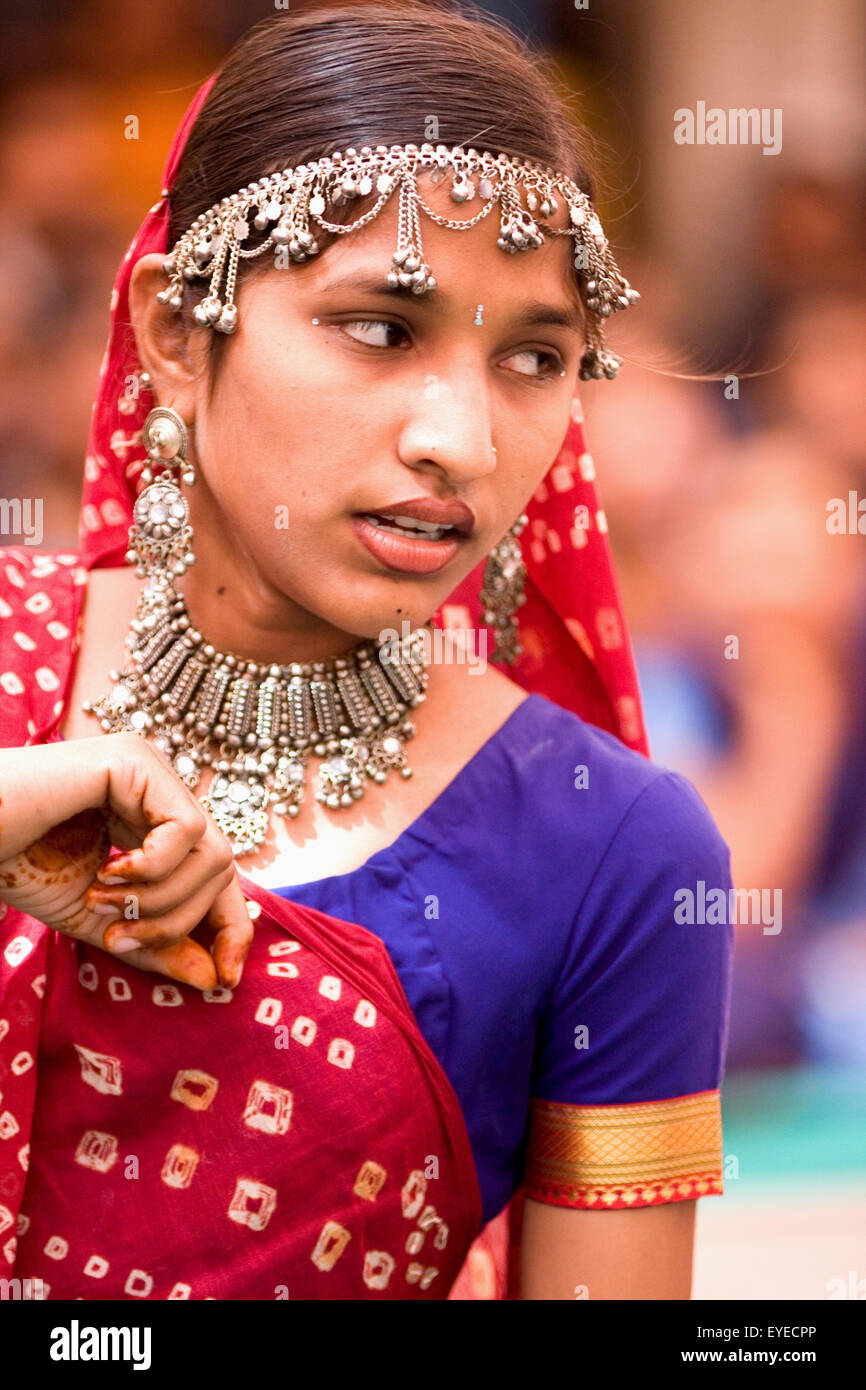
[
  {"x1": 0, "y1": 549, "x2": 86, "y2": 740},
  {"x1": 0, "y1": 547, "x2": 86, "y2": 608},
  {"x1": 523, "y1": 702, "x2": 734, "y2": 1120},
  {"x1": 498, "y1": 691, "x2": 730, "y2": 873},
  {"x1": 0, "y1": 547, "x2": 86, "y2": 667}
]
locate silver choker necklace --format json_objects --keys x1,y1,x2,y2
[{"x1": 84, "y1": 579, "x2": 430, "y2": 857}]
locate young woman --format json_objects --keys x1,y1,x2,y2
[{"x1": 0, "y1": 2, "x2": 733, "y2": 1301}]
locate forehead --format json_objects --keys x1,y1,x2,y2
[{"x1": 288, "y1": 167, "x2": 582, "y2": 310}]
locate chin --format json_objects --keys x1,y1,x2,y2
[
  {"x1": 309, "y1": 573, "x2": 450, "y2": 644},
  {"x1": 334, "y1": 594, "x2": 440, "y2": 643},
  {"x1": 270, "y1": 536, "x2": 482, "y2": 644}
]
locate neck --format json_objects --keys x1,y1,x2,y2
[{"x1": 177, "y1": 565, "x2": 360, "y2": 666}]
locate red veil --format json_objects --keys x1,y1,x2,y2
[{"x1": 2, "y1": 79, "x2": 649, "y2": 1301}]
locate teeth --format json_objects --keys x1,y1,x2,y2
[
  {"x1": 387, "y1": 513, "x2": 454, "y2": 534},
  {"x1": 363, "y1": 513, "x2": 455, "y2": 540}
]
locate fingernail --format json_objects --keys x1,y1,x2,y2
[
  {"x1": 110, "y1": 936, "x2": 141, "y2": 954},
  {"x1": 223, "y1": 962, "x2": 243, "y2": 989},
  {"x1": 89, "y1": 900, "x2": 122, "y2": 915},
  {"x1": 98, "y1": 873, "x2": 129, "y2": 886}
]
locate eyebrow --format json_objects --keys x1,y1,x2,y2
[{"x1": 317, "y1": 273, "x2": 583, "y2": 332}]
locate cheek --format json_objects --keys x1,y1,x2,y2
[
  {"x1": 198, "y1": 342, "x2": 353, "y2": 517},
  {"x1": 498, "y1": 446, "x2": 556, "y2": 519},
  {"x1": 220, "y1": 296, "x2": 386, "y2": 447}
]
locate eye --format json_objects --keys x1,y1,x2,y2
[
  {"x1": 502, "y1": 348, "x2": 564, "y2": 380},
  {"x1": 339, "y1": 319, "x2": 410, "y2": 349}
]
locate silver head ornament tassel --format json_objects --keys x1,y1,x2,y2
[{"x1": 158, "y1": 142, "x2": 639, "y2": 380}]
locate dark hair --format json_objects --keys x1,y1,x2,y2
[{"x1": 167, "y1": 0, "x2": 601, "y2": 375}]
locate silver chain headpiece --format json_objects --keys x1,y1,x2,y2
[{"x1": 158, "y1": 141, "x2": 639, "y2": 380}]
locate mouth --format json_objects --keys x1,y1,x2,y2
[
  {"x1": 359, "y1": 512, "x2": 460, "y2": 541},
  {"x1": 351, "y1": 513, "x2": 469, "y2": 575}
]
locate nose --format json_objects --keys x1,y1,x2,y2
[{"x1": 396, "y1": 371, "x2": 498, "y2": 486}]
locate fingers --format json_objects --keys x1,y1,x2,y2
[
  {"x1": 101, "y1": 734, "x2": 210, "y2": 882},
  {"x1": 99, "y1": 813, "x2": 210, "y2": 886},
  {"x1": 206, "y1": 876, "x2": 257, "y2": 989},
  {"x1": 87, "y1": 846, "x2": 234, "y2": 919},
  {"x1": 96, "y1": 874, "x2": 256, "y2": 991},
  {"x1": 111, "y1": 935, "x2": 220, "y2": 992},
  {"x1": 96, "y1": 870, "x2": 236, "y2": 953},
  {"x1": 96, "y1": 735, "x2": 255, "y2": 990}
]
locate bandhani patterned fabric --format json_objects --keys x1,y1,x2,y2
[
  {"x1": 0, "y1": 75, "x2": 679, "y2": 1302},
  {"x1": 0, "y1": 827, "x2": 481, "y2": 1299}
]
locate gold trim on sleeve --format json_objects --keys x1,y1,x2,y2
[{"x1": 525, "y1": 1089, "x2": 724, "y2": 1209}]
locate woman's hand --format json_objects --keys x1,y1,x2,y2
[{"x1": 0, "y1": 733, "x2": 254, "y2": 991}]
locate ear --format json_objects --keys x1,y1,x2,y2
[{"x1": 128, "y1": 253, "x2": 207, "y2": 421}]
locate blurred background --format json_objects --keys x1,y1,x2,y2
[{"x1": 0, "y1": 0, "x2": 864, "y2": 1298}]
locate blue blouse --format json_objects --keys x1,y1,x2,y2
[{"x1": 271, "y1": 692, "x2": 734, "y2": 1224}]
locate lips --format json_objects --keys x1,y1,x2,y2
[
  {"x1": 351, "y1": 514, "x2": 466, "y2": 575},
  {"x1": 349, "y1": 496, "x2": 476, "y2": 575},
  {"x1": 361, "y1": 496, "x2": 476, "y2": 538}
]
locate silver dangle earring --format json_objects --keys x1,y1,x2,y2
[
  {"x1": 126, "y1": 405, "x2": 196, "y2": 582},
  {"x1": 479, "y1": 513, "x2": 528, "y2": 664}
]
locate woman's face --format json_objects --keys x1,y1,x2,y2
[{"x1": 139, "y1": 173, "x2": 584, "y2": 655}]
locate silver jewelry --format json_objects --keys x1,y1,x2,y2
[
  {"x1": 127, "y1": 406, "x2": 196, "y2": 579},
  {"x1": 90, "y1": 401, "x2": 430, "y2": 857},
  {"x1": 158, "y1": 142, "x2": 639, "y2": 381},
  {"x1": 479, "y1": 514, "x2": 528, "y2": 665},
  {"x1": 84, "y1": 580, "x2": 431, "y2": 858}
]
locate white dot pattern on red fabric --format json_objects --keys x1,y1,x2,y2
[
  {"x1": 0, "y1": 548, "x2": 81, "y2": 743},
  {"x1": 1, "y1": 902, "x2": 475, "y2": 1299}
]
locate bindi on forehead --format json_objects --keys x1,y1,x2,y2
[{"x1": 312, "y1": 268, "x2": 583, "y2": 333}]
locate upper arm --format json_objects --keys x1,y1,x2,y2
[
  {"x1": 520, "y1": 1195, "x2": 697, "y2": 1300},
  {"x1": 519, "y1": 769, "x2": 733, "y2": 1294}
]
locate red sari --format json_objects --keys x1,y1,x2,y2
[
  {"x1": 0, "y1": 75, "x2": 649, "y2": 1301},
  {"x1": 0, "y1": 552, "x2": 484, "y2": 1298}
]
